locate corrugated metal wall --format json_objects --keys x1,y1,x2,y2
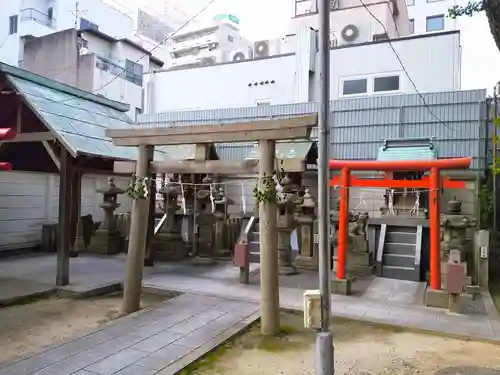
[{"x1": 138, "y1": 89, "x2": 489, "y2": 170}]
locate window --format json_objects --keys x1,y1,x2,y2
[
  {"x1": 342, "y1": 78, "x2": 367, "y2": 95},
  {"x1": 9, "y1": 15, "x2": 18, "y2": 35},
  {"x1": 426, "y1": 15, "x2": 444, "y2": 32},
  {"x1": 80, "y1": 18, "x2": 99, "y2": 31},
  {"x1": 295, "y1": 0, "x2": 317, "y2": 16},
  {"x1": 374, "y1": 75, "x2": 400, "y2": 92},
  {"x1": 409, "y1": 19, "x2": 414, "y2": 34},
  {"x1": 125, "y1": 59, "x2": 143, "y2": 86},
  {"x1": 227, "y1": 35, "x2": 234, "y2": 42},
  {"x1": 406, "y1": 0, "x2": 415, "y2": 5},
  {"x1": 47, "y1": 7, "x2": 53, "y2": 20}
]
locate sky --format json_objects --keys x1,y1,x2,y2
[{"x1": 106, "y1": 0, "x2": 500, "y2": 92}]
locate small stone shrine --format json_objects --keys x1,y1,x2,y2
[
  {"x1": 440, "y1": 195, "x2": 477, "y2": 289},
  {"x1": 153, "y1": 177, "x2": 186, "y2": 261},
  {"x1": 276, "y1": 175, "x2": 298, "y2": 275},
  {"x1": 213, "y1": 187, "x2": 233, "y2": 259},
  {"x1": 88, "y1": 177, "x2": 125, "y2": 255},
  {"x1": 294, "y1": 187, "x2": 317, "y2": 270}
]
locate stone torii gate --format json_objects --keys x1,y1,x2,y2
[{"x1": 106, "y1": 115, "x2": 316, "y2": 336}]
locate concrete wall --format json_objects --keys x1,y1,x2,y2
[{"x1": 23, "y1": 29, "x2": 79, "y2": 87}]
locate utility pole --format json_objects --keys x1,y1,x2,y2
[{"x1": 317, "y1": 0, "x2": 334, "y2": 373}]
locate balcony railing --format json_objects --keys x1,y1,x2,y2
[{"x1": 20, "y1": 8, "x2": 56, "y2": 28}]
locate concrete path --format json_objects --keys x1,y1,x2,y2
[
  {"x1": 143, "y1": 271, "x2": 500, "y2": 343},
  {"x1": 0, "y1": 294, "x2": 260, "y2": 375}
]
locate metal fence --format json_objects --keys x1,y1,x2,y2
[{"x1": 137, "y1": 89, "x2": 489, "y2": 170}]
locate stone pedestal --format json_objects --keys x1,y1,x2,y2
[
  {"x1": 294, "y1": 188, "x2": 317, "y2": 270},
  {"x1": 277, "y1": 175, "x2": 297, "y2": 276},
  {"x1": 192, "y1": 175, "x2": 217, "y2": 265},
  {"x1": 88, "y1": 178, "x2": 125, "y2": 255},
  {"x1": 213, "y1": 187, "x2": 233, "y2": 259},
  {"x1": 347, "y1": 212, "x2": 374, "y2": 276},
  {"x1": 153, "y1": 180, "x2": 187, "y2": 262}
]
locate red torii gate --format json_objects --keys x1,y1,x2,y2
[
  {"x1": 0, "y1": 128, "x2": 15, "y2": 170},
  {"x1": 329, "y1": 157, "x2": 472, "y2": 291}
]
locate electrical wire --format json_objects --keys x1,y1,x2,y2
[
  {"x1": 55, "y1": 0, "x2": 217, "y2": 105},
  {"x1": 359, "y1": 0, "x2": 456, "y2": 132}
]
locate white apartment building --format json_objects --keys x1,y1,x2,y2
[
  {"x1": 23, "y1": 28, "x2": 164, "y2": 118},
  {"x1": 169, "y1": 14, "x2": 252, "y2": 68},
  {"x1": 0, "y1": 0, "x2": 138, "y2": 67}
]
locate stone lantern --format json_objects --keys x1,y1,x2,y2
[
  {"x1": 213, "y1": 187, "x2": 233, "y2": 259},
  {"x1": 88, "y1": 177, "x2": 125, "y2": 254},
  {"x1": 293, "y1": 187, "x2": 317, "y2": 270},
  {"x1": 277, "y1": 175, "x2": 298, "y2": 275},
  {"x1": 153, "y1": 178, "x2": 186, "y2": 261},
  {"x1": 440, "y1": 195, "x2": 477, "y2": 285},
  {"x1": 192, "y1": 175, "x2": 217, "y2": 264}
]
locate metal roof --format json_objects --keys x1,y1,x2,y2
[
  {"x1": 377, "y1": 146, "x2": 437, "y2": 161},
  {"x1": 1, "y1": 63, "x2": 177, "y2": 161}
]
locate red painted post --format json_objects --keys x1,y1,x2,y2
[
  {"x1": 337, "y1": 166, "x2": 350, "y2": 279},
  {"x1": 429, "y1": 167, "x2": 441, "y2": 290}
]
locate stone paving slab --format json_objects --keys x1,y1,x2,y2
[
  {"x1": 143, "y1": 272, "x2": 500, "y2": 343},
  {"x1": 0, "y1": 277, "x2": 55, "y2": 306},
  {"x1": 0, "y1": 294, "x2": 260, "y2": 375}
]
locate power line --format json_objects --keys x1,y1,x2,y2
[
  {"x1": 359, "y1": 0, "x2": 456, "y2": 132},
  {"x1": 56, "y1": 0, "x2": 217, "y2": 105}
]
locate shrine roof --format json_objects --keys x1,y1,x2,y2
[
  {"x1": 377, "y1": 138, "x2": 437, "y2": 162},
  {"x1": 0, "y1": 63, "x2": 173, "y2": 162}
]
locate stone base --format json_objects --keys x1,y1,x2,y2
[
  {"x1": 424, "y1": 288, "x2": 473, "y2": 313},
  {"x1": 347, "y1": 264, "x2": 375, "y2": 276},
  {"x1": 191, "y1": 256, "x2": 218, "y2": 266},
  {"x1": 279, "y1": 264, "x2": 298, "y2": 276},
  {"x1": 153, "y1": 234, "x2": 188, "y2": 262},
  {"x1": 87, "y1": 230, "x2": 124, "y2": 255},
  {"x1": 331, "y1": 277, "x2": 352, "y2": 295},
  {"x1": 294, "y1": 255, "x2": 317, "y2": 270}
]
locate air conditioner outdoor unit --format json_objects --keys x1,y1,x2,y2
[
  {"x1": 254, "y1": 39, "x2": 282, "y2": 58},
  {"x1": 340, "y1": 24, "x2": 359, "y2": 43},
  {"x1": 231, "y1": 48, "x2": 253, "y2": 62}
]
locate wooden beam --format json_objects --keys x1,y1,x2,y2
[
  {"x1": 16, "y1": 104, "x2": 22, "y2": 133},
  {"x1": 107, "y1": 115, "x2": 316, "y2": 146},
  {"x1": 56, "y1": 148, "x2": 72, "y2": 286},
  {"x1": 1, "y1": 132, "x2": 55, "y2": 143},
  {"x1": 42, "y1": 141, "x2": 60, "y2": 170},
  {"x1": 114, "y1": 159, "x2": 259, "y2": 175}
]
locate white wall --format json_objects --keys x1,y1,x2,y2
[
  {"x1": 0, "y1": 171, "x2": 132, "y2": 251},
  {"x1": 147, "y1": 31, "x2": 461, "y2": 113},
  {"x1": 407, "y1": 0, "x2": 458, "y2": 35},
  {"x1": 150, "y1": 55, "x2": 297, "y2": 111}
]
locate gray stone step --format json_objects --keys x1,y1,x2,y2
[
  {"x1": 386, "y1": 231, "x2": 416, "y2": 244},
  {"x1": 248, "y1": 231, "x2": 260, "y2": 242},
  {"x1": 249, "y1": 251, "x2": 260, "y2": 263},
  {"x1": 383, "y1": 253, "x2": 415, "y2": 268},
  {"x1": 384, "y1": 242, "x2": 415, "y2": 256},
  {"x1": 381, "y1": 265, "x2": 419, "y2": 282}
]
